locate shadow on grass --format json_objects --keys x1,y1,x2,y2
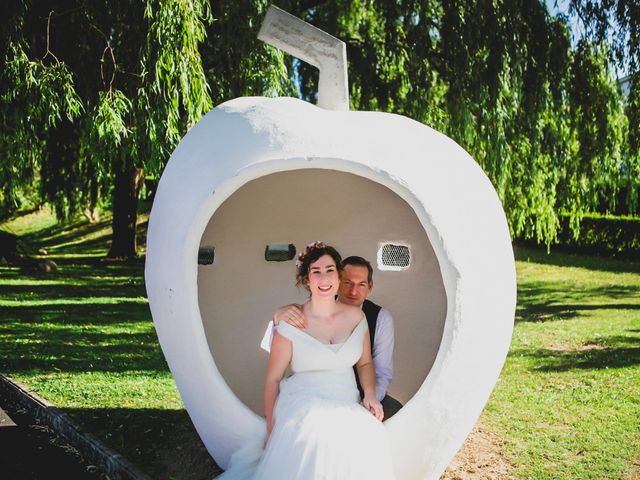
[
  {"x1": 0, "y1": 249, "x2": 165, "y2": 374},
  {"x1": 39, "y1": 220, "x2": 148, "y2": 257},
  {"x1": 48, "y1": 235, "x2": 114, "y2": 255},
  {"x1": 511, "y1": 329, "x2": 640, "y2": 371},
  {"x1": 64, "y1": 407, "x2": 220, "y2": 480},
  {"x1": 2, "y1": 261, "x2": 145, "y2": 286},
  {"x1": 1, "y1": 279, "x2": 146, "y2": 300},
  {"x1": 0, "y1": 302, "x2": 167, "y2": 373},
  {"x1": 514, "y1": 244, "x2": 640, "y2": 274},
  {"x1": 17, "y1": 207, "x2": 148, "y2": 259},
  {"x1": 49, "y1": 257, "x2": 147, "y2": 274},
  {"x1": 516, "y1": 282, "x2": 640, "y2": 322},
  {"x1": 519, "y1": 346, "x2": 640, "y2": 371},
  {"x1": 26, "y1": 218, "x2": 113, "y2": 247}
]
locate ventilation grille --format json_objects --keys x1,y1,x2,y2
[
  {"x1": 198, "y1": 246, "x2": 215, "y2": 265},
  {"x1": 378, "y1": 243, "x2": 410, "y2": 271}
]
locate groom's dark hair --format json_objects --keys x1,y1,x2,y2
[{"x1": 342, "y1": 256, "x2": 373, "y2": 283}]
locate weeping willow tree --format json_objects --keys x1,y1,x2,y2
[
  {"x1": 0, "y1": 1, "x2": 210, "y2": 257},
  {"x1": 567, "y1": 0, "x2": 640, "y2": 216},
  {"x1": 1, "y1": 0, "x2": 637, "y2": 254},
  {"x1": 0, "y1": 3, "x2": 84, "y2": 217},
  {"x1": 282, "y1": 0, "x2": 638, "y2": 245},
  {"x1": 0, "y1": 0, "x2": 293, "y2": 258}
]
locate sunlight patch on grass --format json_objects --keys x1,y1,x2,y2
[
  {"x1": 0, "y1": 297, "x2": 148, "y2": 307},
  {"x1": 46, "y1": 227, "x2": 113, "y2": 252},
  {"x1": 48, "y1": 252, "x2": 109, "y2": 258},
  {"x1": 12, "y1": 371, "x2": 184, "y2": 410},
  {"x1": 1, "y1": 276, "x2": 144, "y2": 287},
  {"x1": 1, "y1": 206, "x2": 57, "y2": 236}
]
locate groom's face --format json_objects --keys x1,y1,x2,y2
[{"x1": 338, "y1": 265, "x2": 372, "y2": 306}]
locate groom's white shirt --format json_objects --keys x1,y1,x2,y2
[{"x1": 260, "y1": 306, "x2": 394, "y2": 402}]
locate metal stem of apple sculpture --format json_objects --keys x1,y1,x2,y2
[{"x1": 258, "y1": 5, "x2": 349, "y2": 111}]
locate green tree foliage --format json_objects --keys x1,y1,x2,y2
[
  {"x1": 626, "y1": 74, "x2": 640, "y2": 211},
  {"x1": 569, "y1": 41, "x2": 628, "y2": 213},
  {"x1": 203, "y1": 1, "x2": 296, "y2": 104},
  {"x1": 567, "y1": 0, "x2": 640, "y2": 216},
  {"x1": 140, "y1": 0, "x2": 212, "y2": 171},
  {"x1": 280, "y1": 0, "x2": 637, "y2": 245},
  {"x1": 0, "y1": 5, "x2": 83, "y2": 215},
  {"x1": 0, "y1": 0, "x2": 292, "y2": 257},
  {"x1": 1, "y1": 0, "x2": 637, "y2": 253}
]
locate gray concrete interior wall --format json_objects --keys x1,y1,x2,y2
[{"x1": 198, "y1": 168, "x2": 446, "y2": 415}]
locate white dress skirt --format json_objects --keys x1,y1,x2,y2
[{"x1": 216, "y1": 318, "x2": 396, "y2": 480}]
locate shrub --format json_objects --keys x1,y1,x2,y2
[{"x1": 517, "y1": 213, "x2": 640, "y2": 258}]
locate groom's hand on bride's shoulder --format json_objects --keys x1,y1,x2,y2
[{"x1": 274, "y1": 304, "x2": 306, "y2": 329}]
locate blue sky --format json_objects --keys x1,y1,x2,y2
[
  {"x1": 546, "y1": 0, "x2": 586, "y2": 45},
  {"x1": 546, "y1": 0, "x2": 629, "y2": 78}
]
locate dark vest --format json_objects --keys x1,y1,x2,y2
[
  {"x1": 355, "y1": 299, "x2": 382, "y2": 397},
  {"x1": 361, "y1": 299, "x2": 381, "y2": 347}
]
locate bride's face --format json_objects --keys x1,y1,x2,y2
[{"x1": 307, "y1": 254, "x2": 340, "y2": 299}]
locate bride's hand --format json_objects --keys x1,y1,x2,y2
[{"x1": 362, "y1": 395, "x2": 384, "y2": 421}]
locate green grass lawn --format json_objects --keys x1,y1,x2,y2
[
  {"x1": 1, "y1": 208, "x2": 216, "y2": 479},
  {"x1": 485, "y1": 248, "x2": 640, "y2": 479},
  {"x1": 1, "y1": 209, "x2": 639, "y2": 479}
]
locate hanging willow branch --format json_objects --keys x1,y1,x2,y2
[
  {"x1": 0, "y1": 0, "x2": 636, "y2": 252},
  {"x1": 139, "y1": 0, "x2": 213, "y2": 175}
]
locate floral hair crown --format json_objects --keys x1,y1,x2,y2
[{"x1": 295, "y1": 240, "x2": 326, "y2": 270}]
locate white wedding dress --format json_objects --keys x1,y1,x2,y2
[{"x1": 216, "y1": 317, "x2": 396, "y2": 480}]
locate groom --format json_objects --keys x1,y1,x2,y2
[{"x1": 263, "y1": 255, "x2": 403, "y2": 419}]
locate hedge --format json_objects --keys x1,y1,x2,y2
[{"x1": 517, "y1": 213, "x2": 640, "y2": 259}]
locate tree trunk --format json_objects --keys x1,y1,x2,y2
[
  {"x1": 84, "y1": 169, "x2": 100, "y2": 223},
  {"x1": 107, "y1": 167, "x2": 144, "y2": 259}
]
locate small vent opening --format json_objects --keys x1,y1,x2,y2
[
  {"x1": 377, "y1": 243, "x2": 410, "y2": 271},
  {"x1": 198, "y1": 246, "x2": 215, "y2": 265},
  {"x1": 265, "y1": 243, "x2": 296, "y2": 262}
]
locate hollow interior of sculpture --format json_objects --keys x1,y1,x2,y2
[{"x1": 198, "y1": 168, "x2": 447, "y2": 415}]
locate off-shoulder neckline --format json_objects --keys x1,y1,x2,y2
[{"x1": 277, "y1": 316, "x2": 366, "y2": 349}]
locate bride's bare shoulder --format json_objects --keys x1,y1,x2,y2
[{"x1": 336, "y1": 303, "x2": 364, "y2": 324}]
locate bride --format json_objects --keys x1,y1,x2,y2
[{"x1": 217, "y1": 241, "x2": 396, "y2": 479}]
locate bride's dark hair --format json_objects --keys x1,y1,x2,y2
[{"x1": 295, "y1": 242, "x2": 343, "y2": 290}]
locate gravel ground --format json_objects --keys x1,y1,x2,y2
[{"x1": 440, "y1": 420, "x2": 516, "y2": 480}]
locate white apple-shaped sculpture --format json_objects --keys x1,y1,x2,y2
[{"x1": 144, "y1": 6, "x2": 516, "y2": 480}]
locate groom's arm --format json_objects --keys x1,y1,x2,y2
[{"x1": 372, "y1": 309, "x2": 394, "y2": 401}]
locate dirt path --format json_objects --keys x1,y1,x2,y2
[
  {"x1": 440, "y1": 420, "x2": 516, "y2": 480},
  {"x1": 622, "y1": 454, "x2": 640, "y2": 480}
]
